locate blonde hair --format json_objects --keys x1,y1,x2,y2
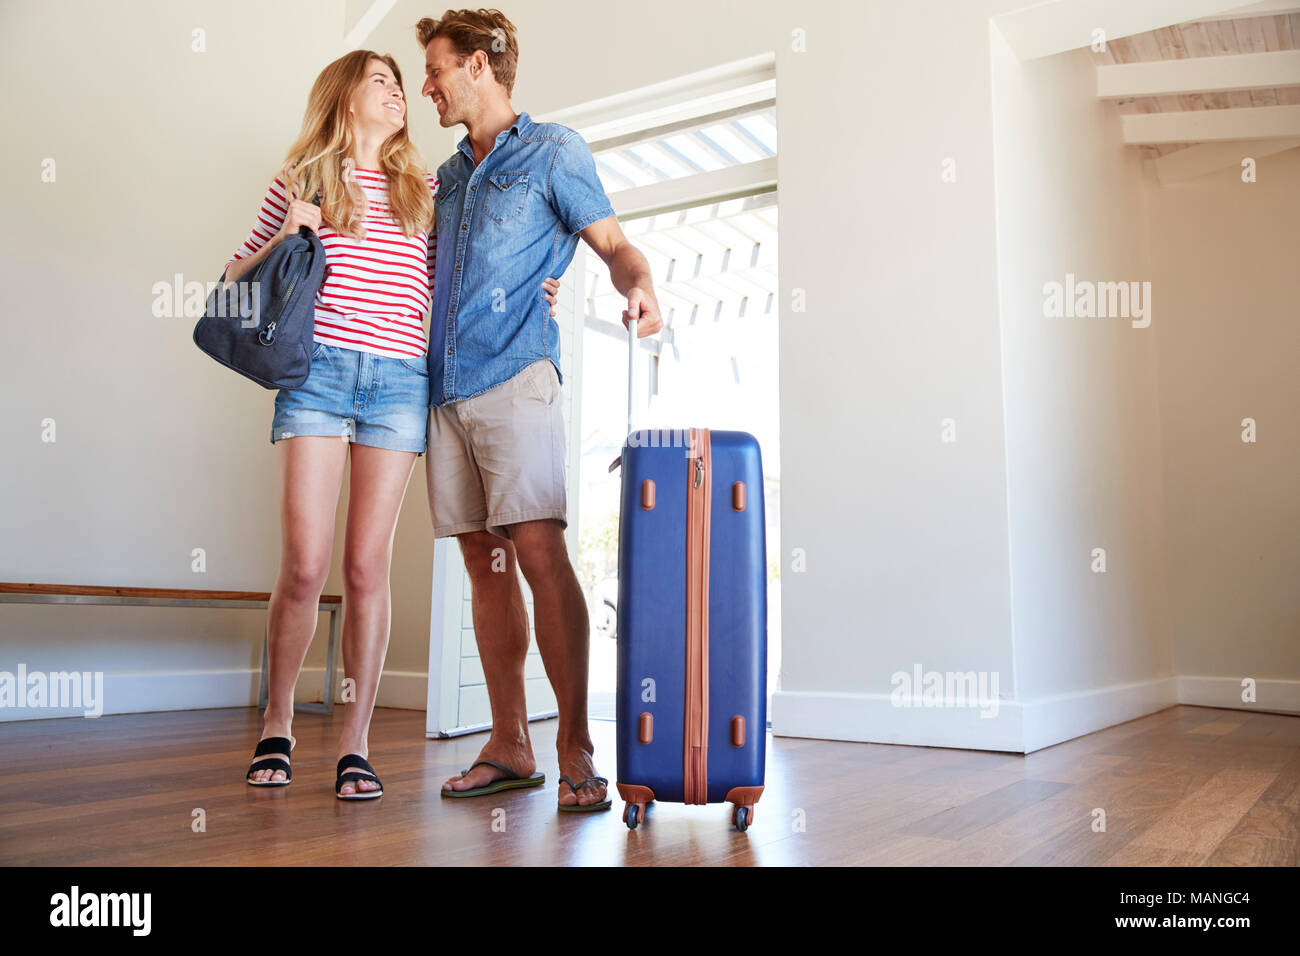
[
  {"x1": 278, "y1": 50, "x2": 435, "y2": 239},
  {"x1": 415, "y1": 9, "x2": 519, "y2": 96}
]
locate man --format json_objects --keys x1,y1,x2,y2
[{"x1": 417, "y1": 9, "x2": 663, "y2": 811}]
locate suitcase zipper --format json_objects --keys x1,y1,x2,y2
[{"x1": 683, "y1": 428, "x2": 711, "y2": 805}]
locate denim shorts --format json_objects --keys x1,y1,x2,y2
[{"x1": 271, "y1": 342, "x2": 430, "y2": 454}]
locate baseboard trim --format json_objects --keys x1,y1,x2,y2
[
  {"x1": 772, "y1": 676, "x2": 1180, "y2": 753},
  {"x1": 771, "y1": 688, "x2": 1025, "y2": 752},
  {"x1": 7, "y1": 669, "x2": 1295, "y2": 733},
  {"x1": 1020, "y1": 677, "x2": 1179, "y2": 753},
  {"x1": 0, "y1": 667, "x2": 428, "y2": 722},
  {"x1": 1176, "y1": 675, "x2": 1300, "y2": 715}
]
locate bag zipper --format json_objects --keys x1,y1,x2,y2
[{"x1": 258, "y1": 247, "x2": 313, "y2": 346}]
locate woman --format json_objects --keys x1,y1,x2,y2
[{"x1": 227, "y1": 50, "x2": 559, "y2": 799}]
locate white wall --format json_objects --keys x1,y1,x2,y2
[
  {"x1": 990, "y1": 31, "x2": 1175, "y2": 749},
  {"x1": 0, "y1": 0, "x2": 432, "y2": 718},
  {"x1": 988, "y1": 26, "x2": 1300, "y2": 739},
  {"x1": 7, "y1": 1, "x2": 1289, "y2": 740},
  {"x1": 1149, "y1": 149, "x2": 1300, "y2": 712},
  {"x1": 3, "y1": 0, "x2": 1026, "y2": 730},
  {"x1": 368, "y1": 0, "x2": 1024, "y2": 749}
]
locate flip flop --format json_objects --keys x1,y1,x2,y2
[
  {"x1": 441, "y1": 759, "x2": 545, "y2": 798},
  {"x1": 557, "y1": 774, "x2": 612, "y2": 812},
  {"x1": 246, "y1": 735, "x2": 295, "y2": 787},
  {"x1": 336, "y1": 753, "x2": 383, "y2": 801}
]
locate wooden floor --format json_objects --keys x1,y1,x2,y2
[{"x1": 1, "y1": 704, "x2": 1296, "y2": 865}]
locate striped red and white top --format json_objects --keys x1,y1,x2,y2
[{"x1": 227, "y1": 169, "x2": 439, "y2": 359}]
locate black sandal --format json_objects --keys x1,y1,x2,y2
[
  {"x1": 557, "y1": 774, "x2": 612, "y2": 812},
  {"x1": 246, "y1": 736, "x2": 294, "y2": 787},
  {"x1": 336, "y1": 754, "x2": 383, "y2": 800}
]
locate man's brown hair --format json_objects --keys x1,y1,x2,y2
[{"x1": 416, "y1": 9, "x2": 519, "y2": 96}]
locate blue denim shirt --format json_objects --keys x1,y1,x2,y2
[{"x1": 428, "y1": 111, "x2": 615, "y2": 405}]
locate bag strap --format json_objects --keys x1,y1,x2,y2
[{"x1": 298, "y1": 191, "x2": 321, "y2": 238}]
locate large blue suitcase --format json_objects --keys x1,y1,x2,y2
[{"x1": 614, "y1": 408, "x2": 768, "y2": 830}]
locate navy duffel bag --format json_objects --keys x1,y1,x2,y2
[{"x1": 194, "y1": 210, "x2": 327, "y2": 390}]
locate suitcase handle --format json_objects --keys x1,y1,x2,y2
[
  {"x1": 625, "y1": 316, "x2": 639, "y2": 438},
  {"x1": 608, "y1": 317, "x2": 641, "y2": 474}
]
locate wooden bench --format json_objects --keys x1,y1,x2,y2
[{"x1": 0, "y1": 582, "x2": 341, "y2": 715}]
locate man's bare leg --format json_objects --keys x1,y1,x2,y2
[
  {"x1": 507, "y1": 518, "x2": 605, "y2": 808},
  {"x1": 441, "y1": 530, "x2": 537, "y2": 792}
]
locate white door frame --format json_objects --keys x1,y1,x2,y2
[{"x1": 425, "y1": 256, "x2": 587, "y2": 737}]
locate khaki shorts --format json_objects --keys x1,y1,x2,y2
[{"x1": 425, "y1": 359, "x2": 567, "y2": 539}]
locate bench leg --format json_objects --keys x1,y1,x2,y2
[
  {"x1": 257, "y1": 607, "x2": 337, "y2": 716},
  {"x1": 322, "y1": 605, "x2": 339, "y2": 715},
  {"x1": 258, "y1": 623, "x2": 269, "y2": 712}
]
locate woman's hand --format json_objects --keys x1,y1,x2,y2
[
  {"x1": 276, "y1": 199, "x2": 323, "y2": 243},
  {"x1": 542, "y1": 276, "x2": 561, "y2": 317}
]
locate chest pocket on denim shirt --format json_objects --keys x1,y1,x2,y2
[
  {"x1": 436, "y1": 180, "x2": 459, "y2": 214},
  {"x1": 483, "y1": 172, "x2": 529, "y2": 224}
]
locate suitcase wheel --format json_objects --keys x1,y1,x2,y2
[
  {"x1": 732, "y1": 805, "x2": 751, "y2": 832},
  {"x1": 624, "y1": 804, "x2": 642, "y2": 830}
]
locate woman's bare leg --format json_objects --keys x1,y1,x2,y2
[
  {"x1": 249, "y1": 435, "x2": 349, "y2": 783},
  {"x1": 335, "y1": 442, "x2": 418, "y2": 794}
]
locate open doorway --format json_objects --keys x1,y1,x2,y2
[{"x1": 568, "y1": 93, "x2": 782, "y2": 722}]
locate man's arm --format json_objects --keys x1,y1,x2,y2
[{"x1": 579, "y1": 216, "x2": 664, "y2": 338}]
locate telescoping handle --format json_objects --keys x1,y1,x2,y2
[
  {"x1": 626, "y1": 316, "x2": 639, "y2": 438},
  {"x1": 609, "y1": 316, "x2": 641, "y2": 475}
]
